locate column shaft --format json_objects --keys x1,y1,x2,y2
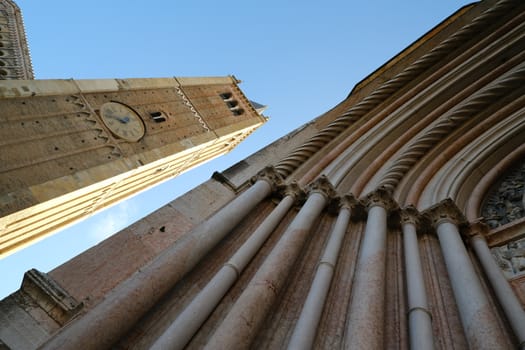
[
  {"x1": 402, "y1": 222, "x2": 434, "y2": 350},
  {"x1": 40, "y1": 179, "x2": 272, "y2": 350},
  {"x1": 436, "y1": 220, "x2": 508, "y2": 349},
  {"x1": 345, "y1": 204, "x2": 388, "y2": 350},
  {"x1": 204, "y1": 192, "x2": 328, "y2": 350},
  {"x1": 151, "y1": 195, "x2": 295, "y2": 350},
  {"x1": 288, "y1": 207, "x2": 351, "y2": 350},
  {"x1": 471, "y1": 235, "x2": 525, "y2": 347}
]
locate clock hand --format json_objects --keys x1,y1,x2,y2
[{"x1": 107, "y1": 115, "x2": 130, "y2": 123}]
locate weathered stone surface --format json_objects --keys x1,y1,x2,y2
[{"x1": 2, "y1": 1, "x2": 525, "y2": 349}]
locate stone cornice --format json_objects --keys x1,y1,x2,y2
[{"x1": 21, "y1": 269, "x2": 83, "y2": 325}]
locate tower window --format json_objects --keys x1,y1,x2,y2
[
  {"x1": 232, "y1": 108, "x2": 244, "y2": 116},
  {"x1": 219, "y1": 92, "x2": 245, "y2": 116},
  {"x1": 150, "y1": 111, "x2": 167, "y2": 123},
  {"x1": 226, "y1": 100, "x2": 238, "y2": 109},
  {"x1": 220, "y1": 92, "x2": 233, "y2": 100}
]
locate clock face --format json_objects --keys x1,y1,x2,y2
[{"x1": 100, "y1": 102, "x2": 145, "y2": 142}]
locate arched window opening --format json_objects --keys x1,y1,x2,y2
[{"x1": 220, "y1": 92, "x2": 233, "y2": 100}]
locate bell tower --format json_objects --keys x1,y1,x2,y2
[
  {"x1": 0, "y1": 77, "x2": 267, "y2": 258},
  {"x1": 0, "y1": 0, "x2": 268, "y2": 258},
  {"x1": 0, "y1": 0, "x2": 33, "y2": 79}
]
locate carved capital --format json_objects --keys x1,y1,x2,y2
[
  {"x1": 306, "y1": 176, "x2": 337, "y2": 200},
  {"x1": 424, "y1": 198, "x2": 467, "y2": 228},
  {"x1": 340, "y1": 194, "x2": 359, "y2": 210},
  {"x1": 364, "y1": 186, "x2": 398, "y2": 212},
  {"x1": 400, "y1": 205, "x2": 421, "y2": 226},
  {"x1": 277, "y1": 181, "x2": 306, "y2": 204},
  {"x1": 338, "y1": 194, "x2": 367, "y2": 220},
  {"x1": 466, "y1": 220, "x2": 490, "y2": 240},
  {"x1": 252, "y1": 166, "x2": 284, "y2": 191}
]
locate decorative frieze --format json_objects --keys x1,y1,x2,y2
[
  {"x1": 479, "y1": 159, "x2": 525, "y2": 277},
  {"x1": 491, "y1": 238, "x2": 525, "y2": 278},
  {"x1": 481, "y1": 159, "x2": 524, "y2": 229}
]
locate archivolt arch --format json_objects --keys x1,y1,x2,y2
[
  {"x1": 398, "y1": 88, "x2": 525, "y2": 206},
  {"x1": 416, "y1": 106, "x2": 525, "y2": 210}
]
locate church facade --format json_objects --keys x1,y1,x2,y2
[{"x1": 1, "y1": 0, "x2": 524, "y2": 349}]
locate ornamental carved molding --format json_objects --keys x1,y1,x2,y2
[
  {"x1": 273, "y1": 0, "x2": 521, "y2": 182},
  {"x1": 379, "y1": 62, "x2": 525, "y2": 192}
]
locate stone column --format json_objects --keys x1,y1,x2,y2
[
  {"x1": 345, "y1": 188, "x2": 397, "y2": 350},
  {"x1": 401, "y1": 206, "x2": 434, "y2": 350},
  {"x1": 426, "y1": 200, "x2": 508, "y2": 350},
  {"x1": 469, "y1": 223, "x2": 525, "y2": 348},
  {"x1": 151, "y1": 183, "x2": 304, "y2": 350},
  {"x1": 288, "y1": 195, "x2": 358, "y2": 350},
  {"x1": 40, "y1": 167, "x2": 282, "y2": 350},
  {"x1": 204, "y1": 177, "x2": 336, "y2": 350}
]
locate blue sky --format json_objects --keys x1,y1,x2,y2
[{"x1": 1, "y1": 0, "x2": 472, "y2": 298}]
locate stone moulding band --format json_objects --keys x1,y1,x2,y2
[{"x1": 407, "y1": 306, "x2": 433, "y2": 321}]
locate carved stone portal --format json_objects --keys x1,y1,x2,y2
[{"x1": 481, "y1": 159, "x2": 525, "y2": 277}]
